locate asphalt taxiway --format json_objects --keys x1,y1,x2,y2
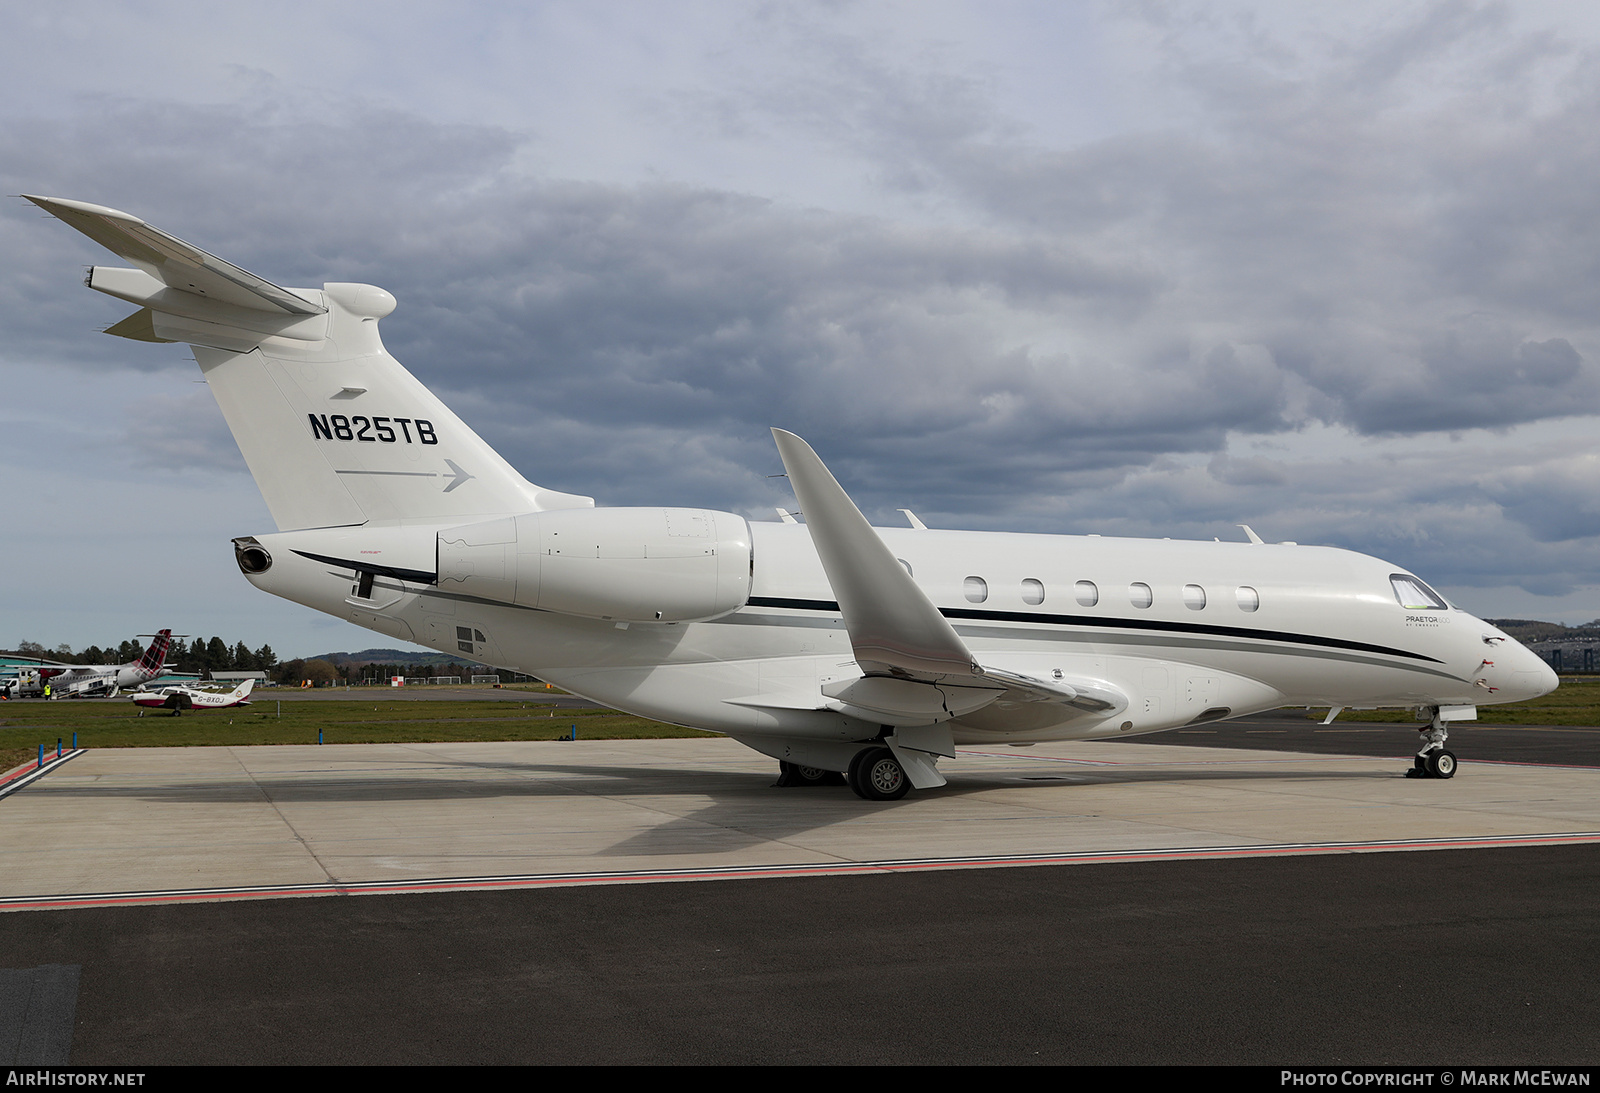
[{"x1": 2, "y1": 724, "x2": 1598, "y2": 1065}]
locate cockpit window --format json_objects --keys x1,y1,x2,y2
[{"x1": 1390, "y1": 574, "x2": 1447, "y2": 610}]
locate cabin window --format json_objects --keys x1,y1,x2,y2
[
  {"x1": 1021, "y1": 579, "x2": 1045, "y2": 605},
  {"x1": 1074, "y1": 580, "x2": 1098, "y2": 607},
  {"x1": 1391, "y1": 574, "x2": 1447, "y2": 610},
  {"x1": 964, "y1": 576, "x2": 989, "y2": 603},
  {"x1": 1183, "y1": 584, "x2": 1206, "y2": 610},
  {"x1": 1236, "y1": 586, "x2": 1259, "y2": 612},
  {"x1": 1129, "y1": 582, "x2": 1153, "y2": 609}
]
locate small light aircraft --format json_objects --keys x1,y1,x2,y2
[
  {"x1": 131, "y1": 678, "x2": 254, "y2": 715},
  {"x1": 7, "y1": 630, "x2": 177, "y2": 698},
  {"x1": 31, "y1": 196, "x2": 1558, "y2": 799}
]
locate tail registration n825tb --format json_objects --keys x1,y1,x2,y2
[{"x1": 30, "y1": 196, "x2": 1557, "y2": 799}]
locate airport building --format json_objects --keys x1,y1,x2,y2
[{"x1": 1527, "y1": 639, "x2": 1600, "y2": 673}]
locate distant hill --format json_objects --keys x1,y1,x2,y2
[{"x1": 1485, "y1": 620, "x2": 1600, "y2": 642}]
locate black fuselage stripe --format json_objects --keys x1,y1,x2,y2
[
  {"x1": 292, "y1": 550, "x2": 436, "y2": 585},
  {"x1": 745, "y1": 596, "x2": 1442, "y2": 664}
]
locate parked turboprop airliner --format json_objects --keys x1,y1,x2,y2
[
  {"x1": 7, "y1": 630, "x2": 176, "y2": 698},
  {"x1": 29, "y1": 195, "x2": 1558, "y2": 799}
]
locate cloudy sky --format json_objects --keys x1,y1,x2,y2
[{"x1": 4, "y1": 0, "x2": 1600, "y2": 658}]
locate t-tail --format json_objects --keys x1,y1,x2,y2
[
  {"x1": 24, "y1": 196, "x2": 594, "y2": 531},
  {"x1": 136, "y1": 629, "x2": 172, "y2": 674},
  {"x1": 34, "y1": 196, "x2": 752, "y2": 658}
]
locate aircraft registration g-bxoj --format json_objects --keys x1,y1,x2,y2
[
  {"x1": 30, "y1": 195, "x2": 1558, "y2": 800},
  {"x1": 131, "y1": 678, "x2": 254, "y2": 715}
]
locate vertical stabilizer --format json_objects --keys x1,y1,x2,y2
[
  {"x1": 28, "y1": 196, "x2": 594, "y2": 531},
  {"x1": 136, "y1": 630, "x2": 172, "y2": 674}
]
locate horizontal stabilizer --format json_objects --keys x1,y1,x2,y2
[
  {"x1": 24, "y1": 195, "x2": 325, "y2": 316},
  {"x1": 104, "y1": 308, "x2": 174, "y2": 343},
  {"x1": 772, "y1": 429, "x2": 977, "y2": 679}
]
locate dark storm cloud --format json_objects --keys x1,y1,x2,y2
[
  {"x1": 5, "y1": 1, "x2": 1600, "y2": 608},
  {"x1": 720, "y1": 3, "x2": 1600, "y2": 438},
  {"x1": 0, "y1": 97, "x2": 1288, "y2": 513}
]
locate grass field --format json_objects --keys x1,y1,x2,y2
[
  {"x1": 5, "y1": 678, "x2": 1596, "y2": 779},
  {"x1": 1330, "y1": 677, "x2": 1600, "y2": 725},
  {"x1": 0, "y1": 689, "x2": 714, "y2": 777}
]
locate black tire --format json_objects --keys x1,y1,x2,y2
[
  {"x1": 1427, "y1": 750, "x2": 1457, "y2": 779},
  {"x1": 849, "y1": 746, "x2": 910, "y2": 801},
  {"x1": 846, "y1": 748, "x2": 872, "y2": 795},
  {"x1": 776, "y1": 761, "x2": 844, "y2": 788}
]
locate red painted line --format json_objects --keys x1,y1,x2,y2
[
  {"x1": 6, "y1": 831, "x2": 1599, "y2": 912},
  {"x1": 0, "y1": 749, "x2": 82, "y2": 793}
]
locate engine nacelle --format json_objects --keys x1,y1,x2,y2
[{"x1": 437, "y1": 507, "x2": 752, "y2": 623}]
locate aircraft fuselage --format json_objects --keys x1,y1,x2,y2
[{"x1": 242, "y1": 518, "x2": 1555, "y2": 747}]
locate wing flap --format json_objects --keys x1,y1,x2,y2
[{"x1": 975, "y1": 664, "x2": 1126, "y2": 713}]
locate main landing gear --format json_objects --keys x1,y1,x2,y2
[
  {"x1": 847, "y1": 746, "x2": 910, "y2": 802},
  {"x1": 1406, "y1": 711, "x2": 1457, "y2": 779},
  {"x1": 771, "y1": 742, "x2": 918, "y2": 801},
  {"x1": 773, "y1": 761, "x2": 845, "y2": 788}
]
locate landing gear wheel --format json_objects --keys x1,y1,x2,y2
[
  {"x1": 848, "y1": 746, "x2": 910, "y2": 802},
  {"x1": 1427, "y1": 749, "x2": 1457, "y2": 779},
  {"x1": 775, "y1": 761, "x2": 839, "y2": 788}
]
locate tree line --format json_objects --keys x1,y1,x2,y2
[
  {"x1": 9, "y1": 639, "x2": 525, "y2": 685},
  {"x1": 13, "y1": 636, "x2": 277, "y2": 674}
]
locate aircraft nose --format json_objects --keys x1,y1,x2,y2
[{"x1": 1503, "y1": 642, "x2": 1559, "y2": 701}]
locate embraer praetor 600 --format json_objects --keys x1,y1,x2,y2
[{"x1": 29, "y1": 196, "x2": 1558, "y2": 799}]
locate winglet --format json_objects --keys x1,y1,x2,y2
[{"x1": 771, "y1": 429, "x2": 976, "y2": 678}]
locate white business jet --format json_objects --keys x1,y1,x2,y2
[{"x1": 29, "y1": 196, "x2": 1558, "y2": 799}]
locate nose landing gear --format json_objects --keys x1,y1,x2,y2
[
  {"x1": 1406, "y1": 709, "x2": 1459, "y2": 778},
  {"x1": 1407, "y1": 748, "x2": 1457, "y2": 779}
]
